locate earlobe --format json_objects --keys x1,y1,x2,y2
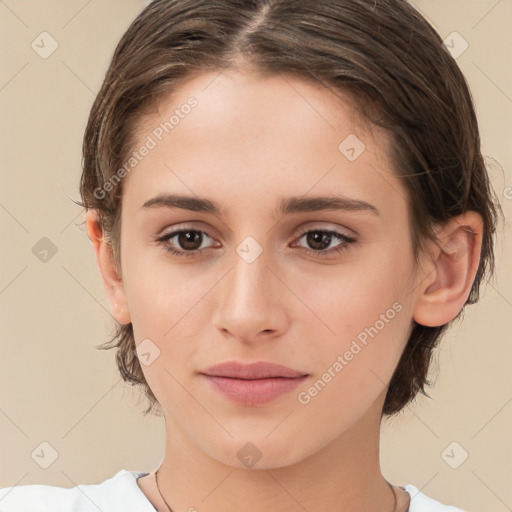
[
  {"x1": 413, "y1": 211, "x2": 483, "y2": 327},
  {"x1": 85, "y1": 210, "x2": 131, "y2": 325}
]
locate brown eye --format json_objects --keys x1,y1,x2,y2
[
  {"x1": 293, "y1": 229, "x2": 356, "y2": 258},
  {"x1": 175, "y1": 230, "x2": 203, "y2": 251},
  {"x1": 155, "y1": 229, "x2": 216, "y2": 258},
  {"x1": 304, "y1": 231, "x2": 333, "y2": 250}
]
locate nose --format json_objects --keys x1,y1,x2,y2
[{"x1": 211, "y1": 241, "x2": 289, "y2": 344}]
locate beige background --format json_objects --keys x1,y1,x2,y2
[{"x1": 0, "y1": 1, "x2": 511, "y2": 510}]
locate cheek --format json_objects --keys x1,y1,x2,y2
[
  {"x1": 292, "y1": 266, "x2": 412, "y2": 434},
  {"x1": 128, "y1": 276, "x2": 207, "y2": 353},
  {"x1": 122, "y1": 241, "x2": 202, "y2": 327},
  {"x1": 126, "y1": 265, "x2": 205, "y2": 406},
  {"x1": 293, "y1": 246, "x2": 413, "y2": 372}
]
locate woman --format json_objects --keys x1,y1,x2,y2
[{"x1": 0, "y1": 0, "x2": 501, "y2": 510}]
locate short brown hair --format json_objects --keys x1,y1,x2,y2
[{"x1": 77, "y1": 0, "x2": 503, "y2": 417}]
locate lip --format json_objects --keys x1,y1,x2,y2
[
  {"x1": 200, "y1": 361, "x2": 308, "y2": 379},
  {"x1": 199, "y1": 361, "x2": 309, "y2": 406}
]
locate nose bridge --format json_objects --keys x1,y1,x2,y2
[
  {"x1": 213, "y1": 234, "x2": 285, "y2": 338},
  {"x1": 229, "y1": 235, "x2": 274, "y2": 309}
]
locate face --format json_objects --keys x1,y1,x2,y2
[{"x1": 109, "y1": 68, "x2": 423, "y2": 467}]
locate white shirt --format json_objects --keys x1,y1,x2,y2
[{"x1": 0, "y1": 469, "x2": 467, "y2": 511}]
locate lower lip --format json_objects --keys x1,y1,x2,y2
[{"x1": 201, "y1": 375, "x2": 308, "y2": 405}]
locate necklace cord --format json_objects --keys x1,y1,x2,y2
[{"x1": 156, "y1": 469, "x2": 173, "y2": 512}]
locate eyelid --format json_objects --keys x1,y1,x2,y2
[
  {"x1": 157, "y1": 221, "x2": 220, "y2": 241},
  {"x1": 158, "y1": 221, "x2": 354, "y2": 243},
  {"x1": 294, "y1": 222, "x2": 355, "y2": 238}
]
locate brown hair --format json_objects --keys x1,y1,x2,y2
[{"x1": 77, "y1": 0, "x2": 503, "y2": 417}]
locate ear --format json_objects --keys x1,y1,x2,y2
[
  {"x1": 413, "y1": 211, "x2": 483, "y2": 327},
  {"x1": 85, "y1": 210, "x2": 131, "y2": 325}
]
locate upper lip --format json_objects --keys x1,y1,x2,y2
[{"x1": 200, "y1": 361, "x2": 309, "y2": 379}]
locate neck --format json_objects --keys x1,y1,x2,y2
[{"x1": 152, "y1": 395, "x2": 400, "y2": 512}]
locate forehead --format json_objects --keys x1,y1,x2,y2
[{"x1": 122, "y1": 69, "x2": 406, "y2": 222}]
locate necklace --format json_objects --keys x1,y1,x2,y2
[
  {"x1": 155, "y1": 469, "x2": 407, "y2": 512},
  {"x1": 155, "y1": 468, "x2": 174, "y2": 512}
]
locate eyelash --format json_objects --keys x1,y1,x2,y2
[{"x1": 155, "y1": 226, "x2": 357, "y2": 259}]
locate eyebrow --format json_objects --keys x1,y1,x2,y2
[{"x1": 142, "y1": 193, "x2": 380, "y2": 218}]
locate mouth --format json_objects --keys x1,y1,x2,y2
[
  {"x1": 199, "y1": 360, "x2": 309, "y2": 405},
  {"x1": 200, "y1": 360, "x2": 309, "y2": 379}
]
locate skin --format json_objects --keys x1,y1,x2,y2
[{"x1": 86, "y1": 68, "x2": 483, "y2": 512}]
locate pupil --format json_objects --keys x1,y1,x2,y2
[
  {"x1": 307, "y1": 231, "x2": 330, "y2": 250},
  {"x1": 179, "y1": 231, "x2": 201, "y2": 250}
]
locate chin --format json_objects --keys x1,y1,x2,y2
[{"x1": 201, "y1": 431, "x2": 315, "y2": 470}]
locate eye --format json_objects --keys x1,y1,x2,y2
[
  {"x1": 155, "y1": 226, "x2": 357, "y2": 259},
  {"x1": 292, "y1": 228, "x2": 356, "y2": 258},
  {"x1": 155, "y1": 228, "x2": 217, "y2": 258}
]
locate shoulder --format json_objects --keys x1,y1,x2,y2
[
  {"x1": 403, "y1": 484, "x2": 467, "y2": 512},
  {"x1": 0, "y1": 470, "x2": 154, "y2": 512}
]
